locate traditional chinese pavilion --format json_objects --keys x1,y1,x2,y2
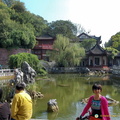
[
  {"x1": 77, "y1": 32, "x2": 101, "y2": 44},
  {"x1": 81, "y1": 42, "x2": 109, "y2": 71},
  {"x1": 32, "y1": 35, "x2": 55, "y2": 61}
]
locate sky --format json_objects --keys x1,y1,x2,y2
[{"x1": 20, "y1": 0, "x2": 120, "y2": 45}]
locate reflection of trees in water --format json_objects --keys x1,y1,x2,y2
[
  {"x1": 33, "y1": 75, "x2": 120, "y2": 120},
  {"x1": 2, "y1": 74, "x2": 118, "y2": 119},
  {"x1": 84, "y1": 76, "x2": 120, "y2": 97},
  {"x1": 32, "y1": 74, "x2": 90, "y2": 119},
  {"x1": 43, "y1": 74, "x2": 88, "y2": 113},
  {"x1": 110, "y1": 76, "x2": 120, "y2": 89}
]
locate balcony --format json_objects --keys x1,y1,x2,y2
[{"x1": 33, "y1": 44, "x2": 53, "y2": 50}]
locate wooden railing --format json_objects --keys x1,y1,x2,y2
[{"x1": 34, "y1": 44, "x2": 53, "y2": 50}]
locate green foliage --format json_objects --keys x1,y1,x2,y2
[
  {"x1": 48, "y1": 34, "x2": 85, "y2": 67},
  {"x1": 47, "y1": 20, "x2": 77, "y2": 39},
  {"x1": 11, "y1": 1, "x2": 26, "y2": 12},
  {"x1": 0, "y1": 8, "x2": 14, "y2": 47},
  {"x1": 2, "y1": 0, "x2": 15, "y2": 7},
  {"x1": 105, "y1": 47, "x2": 119, "y2": 59},
  {"x1": 35, "y1": 61, "x2": 47, "y2": 76},
  {"x1": 105, "y1": 32, "x2": 120, "y2": 51},
  {"x1": 8, "y1": 53, "x2": 47, "y2": 75},
  {"x1": 8, "y1": 53, "x2": 39, "y2": 70},
  {"x1": 29, "y1": 14, "x2": 48, "y2": 36},
  {"x1": 10, "y1": 24, "x2": 36, "y2": 48},
  {"x1": 0, "y1": 1, "x2": 48, "y2": 49},
  {"x1": 37, "y1": 68, "x2": 47, "y2": 76},
  {"x1": 0, "y1": 2, "x2": 36, "y2": 49},
  {"x1": 80, "y1": 38, "x2": 96, "y2": 51}
]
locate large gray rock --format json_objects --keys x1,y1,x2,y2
[
  {"x1": 14, "y1": 68, "x2": 24, "y2": 84},
  {"x1": 21, "y1": 61, "x2": 37, "y2": 84}
]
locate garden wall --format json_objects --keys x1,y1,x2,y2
[{"x1": 0, "y1": 48, "x2": 31, "y2": 66}]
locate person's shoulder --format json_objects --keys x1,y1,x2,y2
[
  {"x1": 101, "y1": 96, "x2": 108, "y2": 101},
  {"x1": 0, "y1": 102, "x2": 10, "y2": 109},
  {"x1": 14, "y1": 93, "x2": 20, "y2": 97},
  {"x1": 101, "y1": 96, "x2": 107, "y2": 99},
  {"x1": 3, "y1": 102, "x2": 10, "y2": 107},
  {"x1": 89, "y1": 95, "x2": 94, "y2": 99},
  {"x1": 14, "y1": 93, "x2": 22, "y2": 99},
  {"x1": 88, "y1": 95, "x2": 94, "y2": 101},
  {"x1": 25, "y1": 93, "x2": 32, "y2": 99}
]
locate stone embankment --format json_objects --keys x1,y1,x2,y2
[
  {"x1": 48, "y1": 67, "x2": 90, "y2": 73},
  {"x1": 110, "y1": 65, "x2": 120, "y2": 86},
  {"x1": 112, "y1": 65, "x2": 120, "y2": 75}
]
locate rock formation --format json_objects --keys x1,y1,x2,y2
[{"x1": 47, "y1": 99, "x2": 59, "y2": 112}]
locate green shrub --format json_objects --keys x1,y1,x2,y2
[{"x1": 8, "y1": 52, "x2": 48, "y2": 76}]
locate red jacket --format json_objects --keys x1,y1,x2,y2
[{"x1": 81, "y1": 95, "x2": 111, "y2": 120}]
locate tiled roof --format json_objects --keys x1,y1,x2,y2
[
  {"x1": 86, "y1": 43, "x2": 107, "y2": 55},
  {"x1": 77, "y1": 32, "x2": 101, "y2": 44},
  {"x1": 36, "y1": 34, "x2": 55, "y2": 40}
]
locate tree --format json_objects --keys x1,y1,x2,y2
[
  {"x1": 48, "y1": 34, "x2": 85, "y2": 67},
  {"x1": 10, "y1": 24, "x2": 36, "y2": 48},
  {"x1": 0, "y1": 8, "x2": 14, "y2": 48},
  {"x1": 80, "y1": 38, "x2": 96, "y2": 51},
  {"x1": 75, "y1": 24, "x2": 88, "y2": 35},
  {"x1": 47, "y1": 20, "x2": 77, "y2": 39},
  {"x1": 105, "y1": 32, "x2": 120, "y2": 51},
  {"x1": 10, "y1": 11, "x2": 48, "y2": 37},
  {"x1": 105, "y1": 47, "x2": 119, "y2": 59},
  {"x1": 30, "y1": 14, "x2": 48, "y2": 36},
  {"x1": 2, "y1": 0, "x2": 15, "y2": 7},
  {"x1": 11, "y1": 1, "x2": 26, "y2": 12},
  {"x1": 0, "y1": 3, "x2": 36, "y2": 49}
]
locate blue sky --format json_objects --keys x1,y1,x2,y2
[
  {"x1": 20, "y1": 0, "x2": 69, "y2": 22},
  {"x1": 20, "y1": 0, "x2": 120, "y2": 45}
]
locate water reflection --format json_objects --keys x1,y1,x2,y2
[
  {"x1": 1, "y1": 74, "x2": 120, "y2": 120},
  {"x1": 31, "y1": 74, "x2": 120, "y2": 120}
]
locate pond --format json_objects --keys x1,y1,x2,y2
[{"x1": 31, "y1": 74, "x2": 120, "y2": 120}]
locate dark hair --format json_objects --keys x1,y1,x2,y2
[
  {"x1": 92, "y1": 84, "x2": 102, "y2": 91},
  {"x1": 16, "y1": 82, "x2": 26, "y2": 91},
  {"x1": 0, "y1": 89, "x2": 3, "y2": 100}
]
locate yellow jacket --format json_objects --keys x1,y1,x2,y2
[{"x1": 11, "y1": 90, "x2": 32, "y2": 120}]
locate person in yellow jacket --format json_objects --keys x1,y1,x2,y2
[{"x1": 11, "y1": 83, "x2": 32, "y2": 120}]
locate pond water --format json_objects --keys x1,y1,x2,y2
[{"x1": 32, "y1": 74, "x2": 120, "y2": 120}]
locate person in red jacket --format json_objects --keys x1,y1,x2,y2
[{"x1": 76, "y1": 84, "x2": 110, "y2": 120}]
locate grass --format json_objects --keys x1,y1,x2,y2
[{"x1": 0, "y1": 75, "x2": 14, "y2": 80}]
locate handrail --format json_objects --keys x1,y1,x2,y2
[{"x1": 0, "y1": 69, "x2": 15, "y2": 76}]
